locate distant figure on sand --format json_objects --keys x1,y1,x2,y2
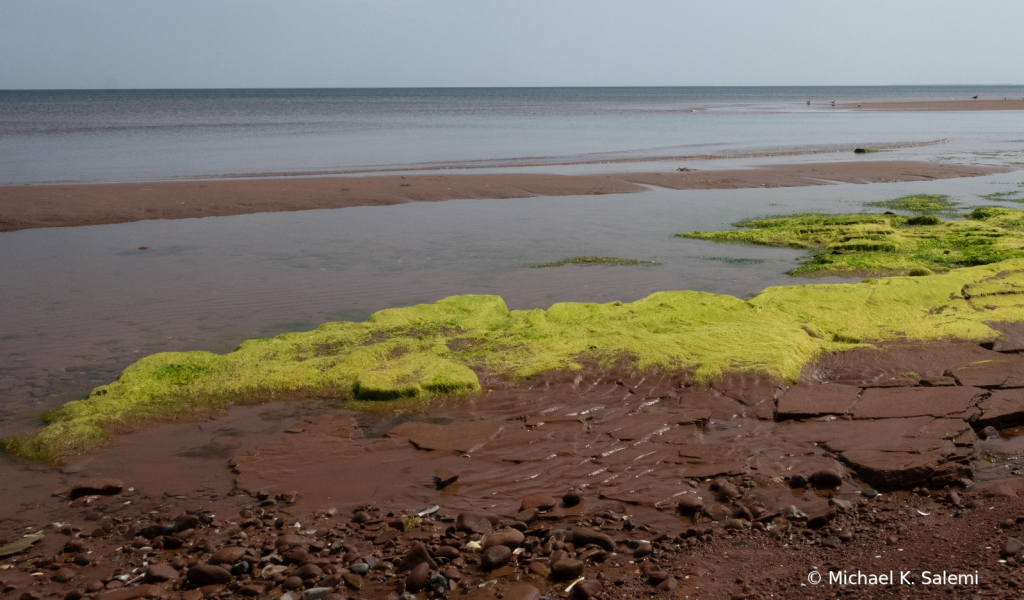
[
  {"x1": 806, "y1": 100, "x2": 810, "y2": 105},
  {"x1": 972, "y1": 95, "x2": 979, "y2": 99},
  {"x1": 831, "y1": 100, "x2": 835, "y2": 107}
]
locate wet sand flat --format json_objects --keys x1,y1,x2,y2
[
  {"x1": 844, "y1": 99, "x2": 1024, "y2": 111},
  {"x1": 3, "y1": 339, "x2": 1024, "y2": 598},
  {"x1": 0, "y1": 161, "x2": 1007, "y2": 233}
]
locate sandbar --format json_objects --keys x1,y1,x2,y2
[{"x1": 0, "y1": 160, "x2": 1007, "y2": 233}]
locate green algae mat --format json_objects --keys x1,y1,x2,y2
[
  {"x1": 679, "y1": 206, "x2": 1024, "y2": 277},
  {"x1": 5, "y1": 255, "x2": 1024, "y2": 464}
]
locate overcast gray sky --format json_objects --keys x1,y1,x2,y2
[{"x1": 2, "y1": 0, "x2": 1022, "y2": 89}]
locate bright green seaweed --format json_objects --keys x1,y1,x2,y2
[
  {"x1": 679, "y1": 206, "x2": 1024, "y2": 277},
  {"x1": 864, "y1": 194, "x2": 960, "y2": 215},
  {"x1": 531, "y1": 256, "x2": 659, "y2": 268},
  {"x1": 4, "y1": 258, "x2": 1024, "y2": 464}
]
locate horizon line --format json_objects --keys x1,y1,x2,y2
[{"x1": 2, "y1": 83, "x2": 1024, "y2": 93}]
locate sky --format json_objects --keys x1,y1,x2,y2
[{"x1": 1, "y1": 0, "x2": 1023, "y2": 89}]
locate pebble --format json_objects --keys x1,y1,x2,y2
[
  {"x1": 185, "y1": 565, "x2": 231, "y2": 586},
  {"x1": 980, "y1": 426, "x2": 1000, "y2": 440},
  {"x1": 456, "y1": 511, "x2": 495, "y2": 535},
  {"x1": 520, "y1": 493, "x2": 558, "y2": 511},
  {"x1": 349, "y1": 563, "x2": 369, "y2": 576},
  {"x1": 237, "y1": 584, "x2": 264, "y2": 597},
  {"x1": 406, "y1": 562, "x2": 430, "y2": 593},
  {"x1": 829, "y1": 499, "x2": 853, "y2": 513},
  {"x1": 399, "y1": 542, "x2": 438, "y2": 571},
  {"x1": 677, "y1": 495, "x2": 704, "y2": 514},
  {"x1": 481, "y1": 545, "x2": 512, "y2": 570},
  {"x1": 435, "y1": 545, "x2": 460, "y2": 560},
  {"x1": 208, "y1": 546, "x2": 246, "y2": 565},
  {"x1": 860, "y1": 488, "x2": 879, "y2": 498},
  {"x1": 570, "y1": 580, "x2": 603, "y2": 600},
  {"x1": 562, "y1": 491, "x2": 582, "y2": 507},
  {"x1": 292, "y1": 564, "x2": 323, "y2": 580},
  {"x1": 52, "y1": 568, "x2": 76, "y2": 583},
  {"x1": 810, "y1": 469, "x2": 843, "y2": 489},
  {"x1": 1001, "y1": 538, "x2": 1023, "y2": 557},
  {"x1": 551, "y1": 558, "x2": 584, "y2": 580},
  {"x1": 782, "y1": 505, "x2": 808, "y2": 521},
  {"x1": 282, "y1": 547, "x2": 309, "y2": 565},
  {"x1": 632, "y1": 542, "x2": 653, "y2": 558},
  {"x1": 144, "y1": 564, "x2": 179, "y2": 583},
  {"x1": 820, "y1": 537, "x2": 842, "y2": 548},
  {"x1": 572, "y1": 527, "x2": 616, "y2": 551},
  {"x1": 716, "y1": 482, "x2": 742, "y2": 501},
  {"x1": 482, "y1": 528, "x2": 525, "y2": 550},
  {"x1": 300, "y1": 588, "x2": 331, "y2": 600},
  {"x1": 428, "y1": 572, "x2": 448, "y2": 593},
  {"x1": 342, "y1": 573, "x2": 362, "y2": 590}
]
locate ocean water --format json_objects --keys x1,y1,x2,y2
[
  {"x1": 2, "y1": 86, "x2": 1024, "y2": 183},
  {"x1": 2, "y1": 86, "x2": 1024, "y2": 436}
]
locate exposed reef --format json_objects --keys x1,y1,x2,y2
[
  {"x1": 4, "y1": 259, "x2": 1024, "y2": 463},
  {"x1": 679, "y1": 206, "x2": 1024, "y2": 277}
]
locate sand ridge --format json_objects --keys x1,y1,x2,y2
[{"x1": 0, "y1": 160, "x2": 1008, "y2": 233}]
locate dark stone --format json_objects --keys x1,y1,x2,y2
[
  {"x1": 342, "y1": 573, "x2": 362, "y2": 590},
  {"x1": 520, "y1": 494, "x2": 557, "y2": 511},
  {"x1": 570, "y1": 580, "x2": 603, "y2": 600},
  {"x1": 186, "y1": 565, "x2": 232, "y2": 586},
  {"x1": 572, "y1": 527, "x2": 615, "y2": 551},
  {"x1": 807, "y1": 508, "x2": 836, "y2": 530},
  {"x1": 406, "y1": 563, "x2": 430, "y2": 593},
  {"x1": 293, "y1": 564, "x2": 323, "y2": 580},
  {"x1": 208, "y1": 547, "x2": 246, "y2": 566},
  {"x1": 481, "y1": 545, "x2": 512, "y2": 571},
  {"x1": 144, "y1": 564, "x2": 179, "y2": 583},
  {"x1": 69, "y1": 479, "x2": 124, "y2": 499},
  {"x1": 715, "y1": 482, "x2": 742, "y2": 501},
  {"x1": 398, "y1": 542, "x2": 437, "y2": 571},
  {"x1": 1002, "y1": 538, "x2": 1024, "y2": 557},
  {"x1": 455, "y1": 511, "x2": 498, "y2": 535},
  {"x1": 809, "y1": 469, "x2": 843, "y2": 489},
  {"x1": 551, "y1": 559, "x2": 584, "y2": 580}
]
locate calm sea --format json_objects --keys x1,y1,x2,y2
[
  {"x1": 3, "y1": 86, "x2": 1024, "y2": 184},
  {"x1": 2, "y1": 86, "x2": 1024, "y2": 436}
]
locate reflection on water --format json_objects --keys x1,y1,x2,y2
[{"x1": 0, "y1": 171, "x2": 1023, "y2": 435}]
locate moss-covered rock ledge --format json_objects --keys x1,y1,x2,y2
[
  {"x1": 5, "y1": 260, "x2": 1024, "y2": 463},
  {"x1": 679, "y1": 206, "x2": 1024, "y2": 277}
]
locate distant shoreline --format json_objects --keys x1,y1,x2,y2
[{"x1": 0, "y1": 160, "x2": 1008, "y2": 233}]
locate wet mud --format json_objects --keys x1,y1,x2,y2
[{"x1": 3, "y1": 338, "x2": 1024, "y2": 598}]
